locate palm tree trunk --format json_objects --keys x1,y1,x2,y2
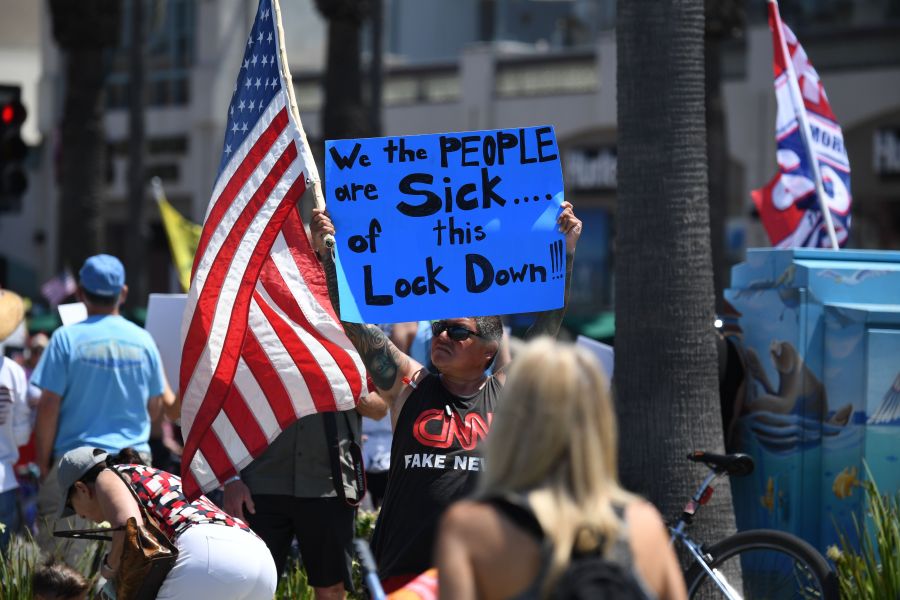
[
  {"x1": 126, "y1": 0, "x2": 147, "y2": 306},
  {"x1": 315, "y1": 0, "x2": 370, "y2": 140},
  {"x1": 50, "y1": 0, "x2": 121, "y2": 271},
  {"x1": 706, "y1": 32, "x2": 728, "y2": 314},
  {"x1": 615, "y1": 0, "x2": 737, "y2": 554},
  {"x1": 704, "y1": 0, "x2": 744, "y2": 315},
  {"x1": 57, "y1": 48, "x2": 108, "y2": 269}
]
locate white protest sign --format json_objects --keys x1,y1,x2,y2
[
  {"x1": 576, "y1": 335, "x2": 614, "y2": 387},
  {"x1": 145, "y1": 293, "x2": 187, "y2": 391},
  {"x1": 58, "y1": 302, "x2": 88, "y2": 326}
]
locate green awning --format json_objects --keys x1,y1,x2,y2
[
  {"x1": 28, "y1": 313, "x2": 62, "y2": 333},
  {"x1": 564, "y1": 311, "x2": 615, "y2": 341}
]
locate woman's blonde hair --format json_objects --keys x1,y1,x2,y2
[{"x1": 478, "y1": 336, "x2": 635, "y2": 595}]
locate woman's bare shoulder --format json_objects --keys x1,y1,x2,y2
[
  {"x1": 625, "y1": 500, "x2": 688, "y2": 600},
  {"x1": 625, "y1": 500, "x2": 669, "y2": 551},
  {"x1": 441, "y1": 500, "x2": 497, "y2": 535},
  {"x1": 625, "y1": 500, "x2": 665, "y2": 527}
]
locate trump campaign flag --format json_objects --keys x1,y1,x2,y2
[
  {"x1": 179, "y1": 0, "x2": 366, "y2": 499},
  {"x1": 752, "y1": 0, "x2": 852, "y2": 249}
]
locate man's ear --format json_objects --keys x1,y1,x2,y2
[
  {"x1": 485, "y1": 339, "x2": 500, "y2": 362},
  {"x1": 118, "y1": 284, "x2": 129, "y2": 306},
  {"x1": 72, "y1": 480, "x2": 88, "y2": 498}
]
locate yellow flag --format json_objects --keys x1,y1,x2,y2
[{"x1": 153, "y1": 178, "x2": 201, "y2": 292}]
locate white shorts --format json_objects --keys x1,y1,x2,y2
[{"x1": 156, "y1": 524, "x2": 277, "y2": 600}]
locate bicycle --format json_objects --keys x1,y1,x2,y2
[{"x1": 670, "y1": 451, "x2": 838, "y2": 599}]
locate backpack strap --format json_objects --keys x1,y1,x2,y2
[
  {"x1": 600, "y1": 504, "x2": 638, "y2": 569},
  {"x1": 485, "y1": 494, "x2": 554, "y2": 599},
  {"x1": 487, "y1": 493, "x2": 545, "y2": 541}
]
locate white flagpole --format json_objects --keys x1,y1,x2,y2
[
  {"x1": 768, "y1": 0, "x2": 840, "y2": 250},
  {"x1": 271, "y1": 0, "x2": 335, "y2": 248}
]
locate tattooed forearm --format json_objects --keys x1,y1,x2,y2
[
  {"x1": 320, "y1": 250, "x2": 407, "y2": 390},
  {"x1": 525, "y1": 252, "x2": 575, "y2": 340},
  {"x1": 343, "y1": 322, "x2": 408, "y2": 390}
]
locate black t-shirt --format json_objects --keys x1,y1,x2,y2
[{"x1": 371, "y1": 373, "x2": 502, "y2": 579}]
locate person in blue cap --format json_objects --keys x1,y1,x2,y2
[{"x1": 30, "y1": 254, "x2": 172, "y2": 559}]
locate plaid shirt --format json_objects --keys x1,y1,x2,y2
[{"x1": 114, "y1": 464, "x2": 253, "y2": 539}]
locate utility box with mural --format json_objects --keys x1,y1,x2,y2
[{"x1": 725, "y1": 248, "x2": 900, "y2": 554}]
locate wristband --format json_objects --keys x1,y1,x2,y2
[{"x1": 224, "y1": 475, "x2": 241, "y2": 485}]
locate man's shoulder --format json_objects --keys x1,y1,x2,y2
[{"x1": 97, "y1": 317, "x2": 157, "y2": 345}]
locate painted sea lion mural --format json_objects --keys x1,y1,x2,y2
[{"x1": 744, "y1": 340, "x2": 851, "y2": 425}]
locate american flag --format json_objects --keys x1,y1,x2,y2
[
  {"x1": 40, "y1": 270, "x2": 77, "y2": 307},
  {"x1": 752, "y1": 0, "x2": 852, "y2": 248},
  {"x1": 179, "y1": 0, "x2": 366, "y2": 499}
]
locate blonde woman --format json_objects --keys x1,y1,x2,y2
[{"x1": 435, "y1": 338, "x2": 686, "y2": 599}]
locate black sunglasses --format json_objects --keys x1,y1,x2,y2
[{"x1": 432, "y1": 320, "x2": 484, "y2": 342}]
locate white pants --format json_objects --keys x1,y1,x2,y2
[{"x1": 156, "y1": 524, "x2": 277, "y2": 600}]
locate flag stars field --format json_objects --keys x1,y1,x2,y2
[{"x1": 179, "y1": 0, "x2": 366, "y2": 499}]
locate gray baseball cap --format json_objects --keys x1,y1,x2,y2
[{"x1": 57, "y1": 447, "x2": 109, "y2": 518}]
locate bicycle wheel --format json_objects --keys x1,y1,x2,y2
[{"x1": 684, "y1": 529, "x2": 838, "y2": 600}]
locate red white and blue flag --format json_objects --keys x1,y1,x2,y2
[
  {"x1": 179, "y1": 0, "x2": 366, "y2": 499},
  {"x1": 752, "y1": 1, "x2": 852, "y2": 248},
  {"x1": 41, "y1": 269, "x2": 76, "y2": 307}
]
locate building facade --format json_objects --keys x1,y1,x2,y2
[{"x1": 0, "y1": 0, "x2": 897, "y2": 316}]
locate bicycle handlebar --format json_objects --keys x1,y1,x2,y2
[{"x1": 688, "y1": 450, "x2": 754, "y2": 477}]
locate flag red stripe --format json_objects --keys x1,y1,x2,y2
[
  {"x1": 199, "y1": 429, "x2": 236, "y2": 484},
  {"x1": 222, "y1": 385, "x2": 268, "y2": 458},
  {"x1": 280, "y1": 207, "x2": 340, "y2": 323},
  {"x1": 180, "y1": 141, "x2": 299, "y2": 395},
  {"x1": 259, "y1": 257, "x2": 363, "y2": 401},
  {"x1": 181, "y1": 175, "x2": 307, "y2": 498},
  {"x1": 240, "y1": 330, "x2": 297, "y2": 429},
  {"x1": 191, "y1": 108, "x2": 290, "y2": 281},
  {"x1": 252, "y1": 289, "x2": 339, "y2": 412},
  {"x1": 181, "y1": 464, "x2": 202, "y2": 501}
]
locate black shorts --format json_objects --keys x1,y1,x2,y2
[{"x1": 246, "y1": 495, "x2": 355, "y2": 590}]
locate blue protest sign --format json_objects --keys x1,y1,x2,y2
[{"x1": 325, "y1": 126, "x2": 566, "y2": 323}]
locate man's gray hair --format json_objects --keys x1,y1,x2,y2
[{"x1": 474, "y1": 316, "x2": 503, "y2": 342}]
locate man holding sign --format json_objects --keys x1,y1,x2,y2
[{"x1": 310, "y1": 191, "x2": 581, "y2": 591}]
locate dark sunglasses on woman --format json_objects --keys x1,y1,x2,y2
[{"x1": 431, "y1": 320, "x2": 484, "y2": 342}]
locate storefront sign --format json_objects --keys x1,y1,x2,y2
[
  {"x1": 873, "y1": 128, "x2": 900, "y2": 177},
  {"x1": 564, "y1": 146, "x2": 617, "y2": 191}
]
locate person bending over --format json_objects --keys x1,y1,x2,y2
[{"x1": 57, "y1": 446, "x2": 276, "y2": 599}]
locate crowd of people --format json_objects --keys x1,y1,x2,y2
[{"x1": 0, "y1": 200, "x2": 689, "y2": 599}]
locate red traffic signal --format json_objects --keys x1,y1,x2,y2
[
  {"x1": 0, "y1": 94, "x2": 28, "y2": 206},
  {"x1": 1, "y1": 101, "x2": 26, "y2": 126}
]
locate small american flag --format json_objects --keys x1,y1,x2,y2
[
  {"x1": 40, "y1": 270, "x2": 77, "y2": 307},
  {"x1": 179, "y1": 0, "x2": 366, "y2": 499}
]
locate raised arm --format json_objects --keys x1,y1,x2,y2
[
  {"x1": 523, "y1": 201, "x2": 582, "y2": 340},
  {"x1": 309, "y1": 208, "x2": 422, "y2": 408}
]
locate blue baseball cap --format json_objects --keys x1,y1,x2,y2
[{"x1": 79, "y1": 254, "x2": 125, "y2": 297}]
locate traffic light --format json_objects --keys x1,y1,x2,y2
[{"x1": 0, "y1": 85, "x2": 28, "y2": 212}]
